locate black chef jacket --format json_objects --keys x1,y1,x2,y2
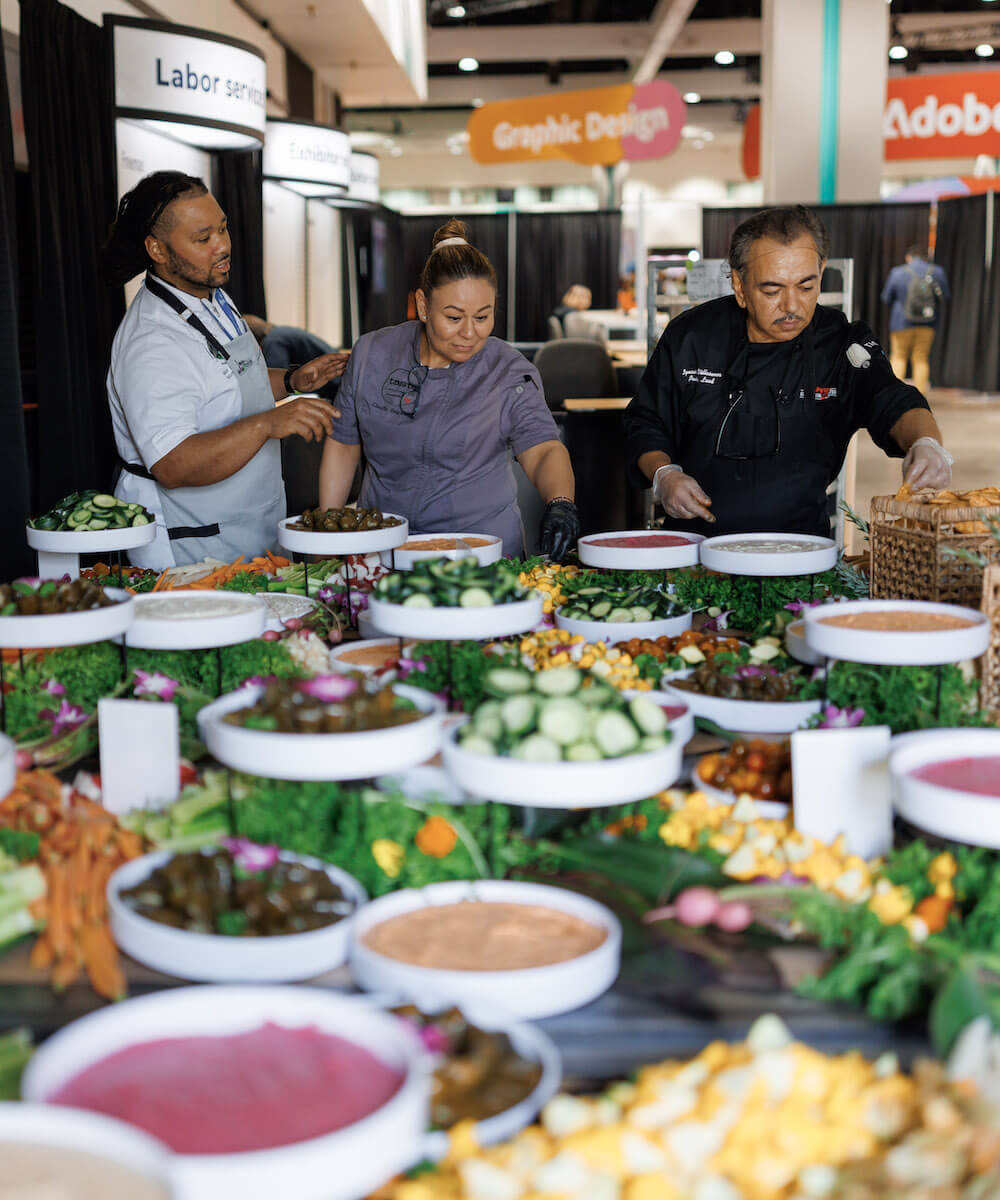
[{"x1": 623, "y1": 296, "x2": 930, "y2": 537}]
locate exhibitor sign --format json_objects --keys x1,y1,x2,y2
[
  {"x1": 110, "y1": 16, "x2": 266, "y2": 149},
  {"x1": 263, "y1": 120, "x2": 351, "y2": 193},
  {"x1": 349, "y1": 152, "x2": 380, "y2": 203},
  {"x1": 467, "y1": 81, "x2": 686, "y2": 167}
]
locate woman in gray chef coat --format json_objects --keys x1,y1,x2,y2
[{"x1": 319, "y1": 220, "x2": 579, "y2": 560}]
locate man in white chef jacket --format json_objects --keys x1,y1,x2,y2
[{"x1": 102, "y1": 170, "x2": 347, "y2": 569}]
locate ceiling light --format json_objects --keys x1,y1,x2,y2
[
  {"x1": 683, "y1": 91, "x2": 701, "y2": 104},
  {"x1": 889, "y1": 44, "x2": 908, "y2": 60},
  {"x1": 976, "y1": 42, "x2": 995, "y2": 56},
  {"x1": 458, "y1": 56, "x2": 479, "y2": 71},
  {"x1": 688, "y1": 250, "x2": 701, "y2": 262},
  {"x1": 446, "y1": 4, "x2": 466, "y2": 15},
  {"x1": 714, "y1": 50, "x2": 735, "y2": 65}
]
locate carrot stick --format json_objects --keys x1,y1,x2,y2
[
  {"x1": 86, "y1": 858, "x2": 115, "y2": 925},
  {"x1": 29, "y1": 934, "x2": 53, "y2": 970},
  {"x1": 51, "y1": 953, "x2": 81, "y2": 991},
  {"x1": 45, "y1": 866, "x2": 71, "y2": 961},
  {"x1": 82, "y1": 924, "x2": 127, "y2": 1001}
]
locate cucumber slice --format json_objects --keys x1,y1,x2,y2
[
  {"x1": 580, "y1": 682, "x2": 617, "y2": 706},
  {"x1": 638, "y1": 734, "x2": 669, "y2": 753},
  {"x1": 607, "y1": 607, "x2": 633, "y2": 623},
  {"x1": 483, "y1": 668, "x2": 533, "y2": 697},
  {"x1": 473, "y1": 712, "x2": 503, "y2": 742},
  {"x1": 87, "y1": 518, "x2": 110, "y2": 531},
  {"x1": 538, "y1": 697, "x2": 587, "y2": 746},
  {"x1": 501, "y1": 694, "x2": 538, "y2": 736},
  {"x1": 91, "y1": 494, "x2": 117, "y2": 509},
  {"x1": 575, "y1": 586, "x2": 604, "y2": 597},
  {"x1": 593, "y1": 711, "x2": 640, "y2": 757},
  {"x1": 473, "y1": 699, "x2": 503, "y2": 729},
  {"x1": 402, "y1": 593, "x2": 434, "y2": 608},
  {"x1": 66, "y1": 509, "x2": 90, "y2": 527},
  {"x1": 630, "y1": 606, "x2": 653, "y2": 622},
  {"x1": 131, "y1": 514, "x2": 152, "y2": 526},
  {"x1": 459, "y1": 733, "x2": 498, "y2": 757},
  {"x1": 511, "y1": 734, "x2": 561, "y2": 763},
  {"x1": 533, "y1": 667, "x2": 582, "y2": 697},
  {"x1": 565, "y1": 741, "x2": 603, "y2": 762},
  {"x1": 629, "y1": 695, "x2": 668, "y2": 736},
  {"x1": 590, "y1": 601, "x2": 612, "y2": 619},
  {"x1": 459, "y1": 587, "x2": 493, "y2": 608}
]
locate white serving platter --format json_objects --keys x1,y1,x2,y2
[
  {"x1": 578, "y1": 529, "x2": 704, "y2": 570},
  {"x1": 108, "y1": 849, "x2": 368, "y2": 983},
  {"x1": 890, "y1": 729, "x2": 1000, "y2": 847},
  {"x1": 368, "y1": 593, "x2": 545, "y2": 641},
  {"x1": 277, "y1": 514, "x2": 409, "y2": 557},
  {"x1": 126, "y1": 592, "x2": 266, "y2": 650},
  {"x1": 393, "y1": 533, "x2": 503, "y2": 570},
  {"x1": 803, "y1": 599, "x2": 990, "y2": 666},
  {"x1": 350, "y1": 880, "x2": 622, "y2": 1020},
  {"x1": 554, "y1": 607, "x2": 692, "y2": 644},
  {"x1": 0, "y1": 733, "x2": 15, "y2": 798},
  {"x1": 699, "y1": 532, "x2": 838, "y2": 577},
  {"x1": 0, "y1": 587, "x2": 134, "y2": 649},
  {"x1": 691, "y1": 763, "x2": 790, "y2": 819},
  {"x1": 22, "y1": 986, "x2": 432, "y2": 1200},
  {"x1": 659, "y1": 670, "x2": 821, "y2": 734},
  {"x1": 0, "y1": 1102, "x2": 172, "y2": 1191},
  {"x1": 378, "y1": 1000, "x2": 561, "y2": 1160},
  {"x1": 197, "y1": 683, "x2": 445, "y2": 781},
  {"x1": 784, "y1": 617, "x2": 826, "y2": 666},
  {"x1": 441, "y1": 721, "x2": 682, "y2": 808},
  {"x1": 26, "y1": 523, "x2": 157, "y2": 555},
  {"x1": 623, "y1": 689, "x2": 695, "y2": 748},
  {"x1": 329, "y1": 637, "x2": 415, "y2": 676}
]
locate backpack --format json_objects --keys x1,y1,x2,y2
[{"x1": 903, "y1": 264, "x2": 942, "y2": 324}]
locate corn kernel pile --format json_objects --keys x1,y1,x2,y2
[
  {"x1": 519, "y1": 563, "x2": 581, "y2": 613},
  {"x1": 385, "y1": 1015, "x2": 1000, "y2": 1200},
  {"x1": 519, "y1": 629, "x2": 653, "y2": 691}
]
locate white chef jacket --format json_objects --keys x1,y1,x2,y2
[{"x1": 107, "y1": 277, "x2": 252, "y2": 569}]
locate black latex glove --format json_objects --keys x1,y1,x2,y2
[{"x1": 539, "y1": 498, "x2": 580, "y2": 563}]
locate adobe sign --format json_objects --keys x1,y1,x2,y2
[{"x1": 743, "y1": 71, "x2": 1000, "y2": 178}]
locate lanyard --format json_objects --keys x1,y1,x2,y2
[
  {"x1": 203, "y1": 290, "x2": 244, "y2": 339},
  {"x1": 144, "y1": 273, "x2": 232, "y2": 362}
]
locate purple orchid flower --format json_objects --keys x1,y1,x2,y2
[
  {"x1": 700, "y1": 607, "x2": 735, "y2": 632},
  {"x1": 132, "y1": 670, "x2": 179, "y2": 702},
  {"x1": 39, "y1": 699, "x2": 88, "y2": 737},
  {"x1": 221, "y1": 837, "x2": 280, "y2": 872},
  {"x1": 297, "y1": 674, "x2": 358, "y2": 703},
  {"x1": 41, "y1": 679, "x2": 66, "y2": 697},
  {"x1": 784, "y1": 598, "x2": 824, "y2": 616},
  {"x1": 317, "y1": 585, "x2": 337, "y2": 606},
  {"x1": 241, "y1": 674, "x2": 279, "y2": 689},
  {"x1": 817, "y1": 703, "x2": 865, "y2": 729}
]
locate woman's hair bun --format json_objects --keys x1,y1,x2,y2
[{"x1": 431, "y1": 218, "x2": 468, "y2": 249}]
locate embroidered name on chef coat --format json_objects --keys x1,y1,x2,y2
[
  {"x1": 815, "y1": 387, "x2": 839, "y2": 401},
  {"x1": 681, "y1": 368, "x2": 724, "y2": 384}
]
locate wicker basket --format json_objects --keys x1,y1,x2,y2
[
  {"x1": 980, "y1": 565, "x2": 1000, "y2": 715},
  {"x1": 869, "y1": 495, "x2": 1000, "y2": 606}
]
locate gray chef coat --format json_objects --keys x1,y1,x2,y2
[{"x1": 331, "y1": 321, "x2": 559, "y2": 556}]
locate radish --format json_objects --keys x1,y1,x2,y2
[
  {"x1": 261, "y1": 629, "x2": 281, "y2": 642},
  {"x1": 715, "y1": 901, "x2": 753, "y2": 932},
  {"x1": 673, "y1": 886, "x2": 722, "y2": 927}
]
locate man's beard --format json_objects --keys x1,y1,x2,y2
[{"x1": 165, "y1": 245, "x2": 230, "y2": 290}]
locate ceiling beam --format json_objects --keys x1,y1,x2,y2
[
  {"x1": 633, "y1": 0, "x2": 701, "y2": 83},
  {"x1": 425, "y1": 18, "x2": 760, "y2": 64}
]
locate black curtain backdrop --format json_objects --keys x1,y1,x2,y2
[
  {"x1": 514, "y1": 210, "x2": 620, "y2": 343},
  {"x1": 932, "y1": 195, "x2": 988, "y2": 391},
  {"x1": 979, "y1": 197, "x2": 1000, "y2": 393},
  {"x1": 0, "y1": 41, "x2": 31, "y2": 573},
  {"x1": 341, "y1": 204, "x2": 407, "y2": 342},
  {"x1": 20, "y1": 0, "x2": 124, "y2": 501},
  {"x1": 214, "y1": 150, "x2": 267, "y2": 318},
  {"x1": 702, "y1": 203, "x2": 932, "y2": 348},
  {"x1": 401, "y1": 214, "x2": 511, "y2": 339}
]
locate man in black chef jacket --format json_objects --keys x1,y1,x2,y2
[{"x1": 623, "y1": 206, "x2": 954, "y2": 536}]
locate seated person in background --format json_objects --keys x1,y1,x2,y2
[
  {"x1": 244, "y1": 314, "x2": 349, "y2": 375},
  {"x1": 550, "y1": 284, "x2": 592, "y2": 333},
  {"x1": 617, "y1": 272, "x2": 636, "y2": 313}
]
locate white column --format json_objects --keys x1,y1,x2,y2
[{"x1": 836, "y1": 0, "x2": 889, "y2": 202}]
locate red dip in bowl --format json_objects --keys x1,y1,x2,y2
[
  {"x1": 590, "y1": 534, "x2": 693, "y2": 549},
  {"x1": 912, "y1": 756, "x2": 1000, "y2": 798},
  {"x1": 49, "y1": 1023, "x2": 403, "y2": 1154}
]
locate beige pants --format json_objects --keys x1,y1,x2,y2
[{"x1": 890, "y1": 326, "x2": 935, "y2": 393}]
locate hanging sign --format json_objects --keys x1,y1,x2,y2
[
  {"x1": 743, "y1": 71, "x2": 1000, "y2": 178},
  {"x1": 109, "y1": 16, "x2": 267, "y2": 150},
  {"x1": 349, "y1": 152, "x2": 381, "y2": 203},
  {"x1": 467, "y1": 81, "x2": 686, "y2": 167},
  {"x1": 263, "y1": 120, "x2": 351, "y2": 194}
]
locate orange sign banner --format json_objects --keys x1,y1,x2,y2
[
  {"x1": 467, "y1": 81, "x2": 686, "y2": 167},
  {"x1": 742, "y1": 71, "x2": 1000, "y2": 179}
]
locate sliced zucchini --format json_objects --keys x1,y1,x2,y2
[
  {"x1": 630, "y1": 606, "x2": 653, "y2": 622},
  {"x1": 91, "y1": 494, "x2": 118, "y2": 509},
  {"x1": 131, "y1": 514, "x2": 152, "y2": 526},
  {"x1": 580, "y1": 682, "x2": 617, "y2": 706},
  {"x1": 483, "y1": 667, "x2": 533, "y2": 697},
  {"x1": 87, "y1": 518, "x2": 110, "y2": 530},
  {"x1": 402, "y1": 593, "x2": 434, "y2": 608},
  {"x1": 638, "y1": 734, "x2": 669, "y2": 753},
  {"x1": 511, "y1": 734, "x2": 561, "y2": 763},
  {"x1": 473, "y1": 712, "x2": 503, "y2": 742},
  {"x1": 459, "y1": 733, "x2": 499, "y2": 757},
  {"x1": 533, "y1": 667, "x2": 581, "y2": 697},
  {"x1": 629, "y1": 695, "x2": 668, "y2": 736},
  {"x1": 607, "y1": 607, "x2": 633, "y2": 623},
  {"x1": 538, "y1": 697, "x2": 587, "y2": 746},
  {"x1": 473, "y1": 699, "x2": 503, "y2": 729},
  {"x1": 501, "y1": 694, "x2": 538, "y2": 736},
  {"x1": 459, "y1": 587, "x2": 493, "y2": 608},
  {"x1": 590, "y1": 601, "x2": 612, "y2": 619},
  {"x1": 565, "y1": 741, "x2": 603, "y2": 762},
  {"x1": 593, "y1": 711, "x2": 640, "y2": 757}
]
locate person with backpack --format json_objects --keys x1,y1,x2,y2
[{"x1": 881, "y1": 246, "x2": 949, "y2": 394}]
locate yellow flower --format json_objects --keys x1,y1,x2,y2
[
  {"x1": 928, "y1": 852, "x2": 958, "y2": 884},
  {"x1": 935, "y1": 880, "x2": 955, "y2": 901},
  {"x1": 372, "y1": 838, "x2": 405, "y2": 877},
  {"x1": 868, "y1": 883, "x2": 912, "y2": 925}
]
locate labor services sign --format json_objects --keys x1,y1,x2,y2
[{"x1": 466, "y1": 81, "x2": 686, "y2": 166}]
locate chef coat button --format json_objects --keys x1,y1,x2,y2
[{"x1": 515, "y1": 385, "x2": 523, "y2": 393}]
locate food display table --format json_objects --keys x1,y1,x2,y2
[{"x1": 26, "y1": 525, "x2": 156, "y2": 582}]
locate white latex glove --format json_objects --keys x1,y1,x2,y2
[
  {"x1": 653, "y1": 464, "x2": 715, "y2": 522},
  {"x1": 902, "y1": 436, "x2": 954, "y2": 491}
]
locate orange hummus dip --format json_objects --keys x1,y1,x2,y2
[
  {"x1": 337, "y1": 641, "x2": 414, "y2": 668},
  {"x1": 819, "y1": 611, "x2": 977, "y2": 633},
  {"x1": 404, "y1": 537, "x2": 494, "y2": 551},
  {"x1": 362, "y1": 901, "x2": 606, "y2": 971}
]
